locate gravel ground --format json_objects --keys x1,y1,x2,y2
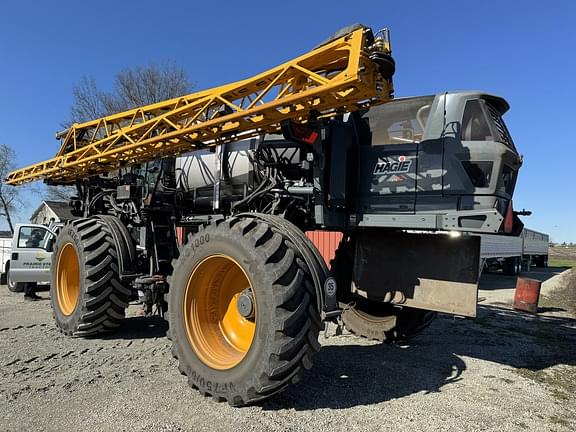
[{"x1": 1, "y1": 268, "x2": 575, "y2": 432}]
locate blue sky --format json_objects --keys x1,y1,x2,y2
[{"x1": 0, "y1": 1, "x2": 574, "y2": 242}]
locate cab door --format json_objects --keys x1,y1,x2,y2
[
  {"x1": 10, "y1": 224, "x2": 55, "y2": 283},
  {"x1": 358, "y1": 96, "x2": 434, "y2": 214}
]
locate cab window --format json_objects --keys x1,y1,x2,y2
[
  {"x1": 364, "y1": 96, "x2": 434, "y2": 145},
  {"x1": 18, "y1": 226, "x2": 50, "y2": 249},
  {"x1": 461, "y1": 99, "x2": 516, "y2": 149},
  {"x1": 461, "y1": 100, "x2": 493, "y2": 141}
]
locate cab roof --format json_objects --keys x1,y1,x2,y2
[{"x1": 393, "y1": 91, "x2": 510, "y2": 114}]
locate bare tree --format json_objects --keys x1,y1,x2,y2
[
  {"x1": 45, "y1": 185, "x2": 75, "y2": 202},
  {"x1": 105, "y1": 61, "x2": 192, "y2": 113},
  {"x1": 69, "y1": 61, "x2": 193, "y2": 124},
  {"x1": 70, "y1": 76, "x2": 108, "y2": 124},
  {"x1": 0, "y1": 145, "x2": 26, "y2": 233},
  {"x1": 50, "y1": 61, "x2": 193, "y2": 202}
]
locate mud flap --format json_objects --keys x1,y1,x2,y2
[{"x1": 352, "y1": 231, "x2": 480, "y2": 317}]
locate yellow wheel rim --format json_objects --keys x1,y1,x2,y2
[
  {"x1": 56, "y1": 243, "x2": 80, "y2": 316},
  {"x1": 183, "y1": 255, "x2": 256, "y2": 370}
]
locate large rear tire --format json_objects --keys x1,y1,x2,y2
[
  {"x1": 50, "y1": 218, "x2": 131, "y2": 336},
  {"x1": 168, "y1": 217, "x2": 321, "y2": 406}
]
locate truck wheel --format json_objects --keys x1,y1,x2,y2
[
  {"x1": 341, "y1": 299, "x2": 437, "y2": 342},
  {"x1": 6, "y1": 262, "x2": 25, "y2": 293},
  {"x1": 535, "y1": 256, "x2": 548, "y2": 268},
  {"x1": 503, "y1": 257, "x2": 520, "y2": 276},
  {"x1": 50, "y1": 218, "x2": 131, "y2": 336},
  {"x1": 168, "y1": 217, "x2": 321, "y2": 406}
]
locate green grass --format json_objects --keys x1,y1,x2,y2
[
  {"x1": 549, "y1": 259, "x2": 576, "y2": 268},
  {"x1": 549, "y1": 246, "x2": 576, "y2": 268}
]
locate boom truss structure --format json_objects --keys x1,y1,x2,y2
[{"x1": 7, "y1": 25, "x2": 394, "y2": 185}]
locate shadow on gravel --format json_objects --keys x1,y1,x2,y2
[
  {"x1": 99, "y1": 316, "x2": 168, "y2": 340},
  {"x1": 263, "y1": 304, "x2": 576, "y2": 410},
  {"x1": 537, "y1": 306, "x2": 568, "y2": 313},
  {"x1": 262, "y1": 341, "x2": 467, "y2": 410}
]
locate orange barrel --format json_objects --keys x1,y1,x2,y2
[{"x1": 513, "y1": 277, "x2": 542, "y2": 313}]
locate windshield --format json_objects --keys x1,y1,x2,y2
[{"x1": 17, "y1": 226, "x2": 51, "y2": 249}]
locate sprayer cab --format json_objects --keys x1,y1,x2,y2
[{"x1": 317, "y1": 91, "x2": 523, "y2": 234}]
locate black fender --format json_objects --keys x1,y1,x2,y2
[{"x1": 94, "y1": 215, "x2": 137, "y2": 278}]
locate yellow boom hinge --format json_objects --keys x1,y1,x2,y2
[{"x1": 6, "y1": 25, "x2": 394, "y2": 186}]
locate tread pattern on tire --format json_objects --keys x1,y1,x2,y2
[
  {"x1": 169, "y1": 216, "x2": 321, "y2": 406},
  {"x1": 341, "y1": 302, "x2": 437, "y2": 343},
  {"x1": 53, "y1": 218, "x2": 130, "y2": 337}
]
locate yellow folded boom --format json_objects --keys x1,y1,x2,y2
[{"x1": 6, "y1": 25, "x2": 393, "y2": 186}]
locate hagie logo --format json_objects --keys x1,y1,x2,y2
[{"x1": 373, "y1": 155, "x2": 412, "y2": 175}]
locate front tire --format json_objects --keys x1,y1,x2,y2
[
  {"x1": 169, "y1": 217, "x2": 321, "y2": 406},
  {"x1": 50, "y1": 218, "x2": 131, "y2": 336},
  {"x1": 341, "y1": 299, "x2": 437, "y2": 342}
]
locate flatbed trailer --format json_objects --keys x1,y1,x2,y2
[{"x1": 479, "y1": 228, "x2": 549, "y2": 275}]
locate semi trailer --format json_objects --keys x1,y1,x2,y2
[
  {"x1": 6, "y1": 24, "x2": 523, "y2": 405},
  {"x1": 480, "y1": 228, "x2": 549, "y2": 275}
]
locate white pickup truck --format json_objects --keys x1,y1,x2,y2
[{"x1": 5, "y1": 223, "x2": 60, "y2": 292}]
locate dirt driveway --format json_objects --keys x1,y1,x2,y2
[{"x1": 1, "y1": 268, "x2": 575, "y2": 432}]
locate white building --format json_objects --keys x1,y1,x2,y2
[
  {"x1": 0, "y1": 230, "x2": 12, "y2": 282},
  {"x1": 29, "y1": 201, "x2": 74, "y2": 225}
]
